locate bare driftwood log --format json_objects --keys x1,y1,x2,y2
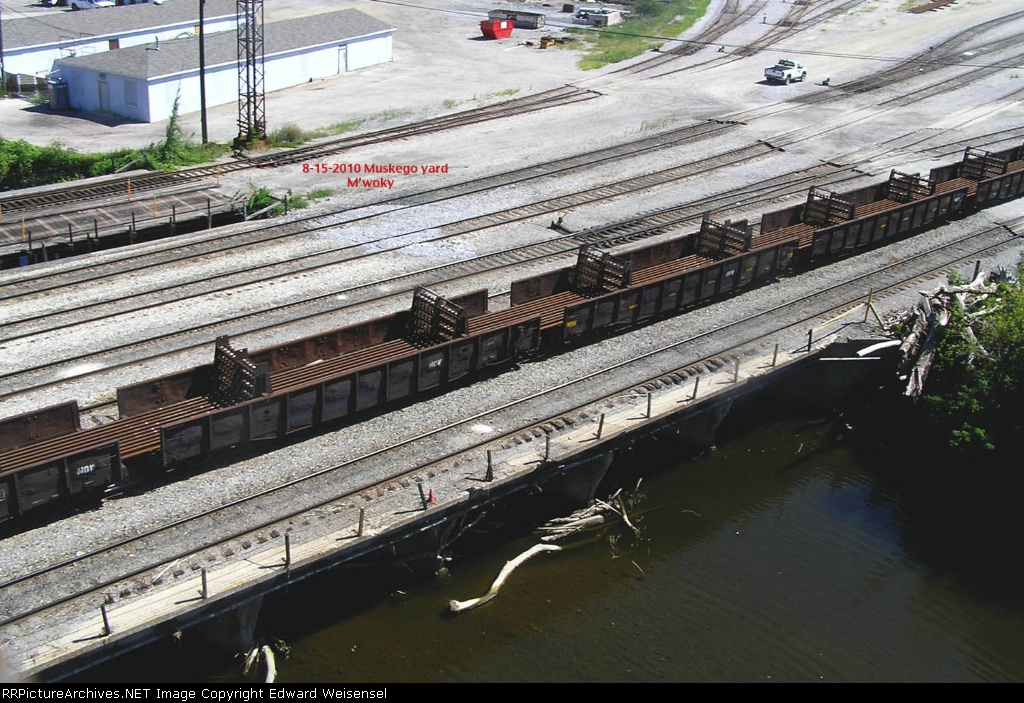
[
  {"x1": 905, "y1": 308, "x2": 949, "y2": 398},
  {"x1": 242, "y1": 647, "x2": 259, "y2": 676},
  {"x1": 448, "y1": 544, "x2": 561, "y2": 613},
  {"x1": 262, "y1": 645, "x2": 277, "y2": 684},
  {"x1": 901, "y1": 268, "x2": 999, "y2": 398}
]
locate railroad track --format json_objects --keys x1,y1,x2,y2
[
  {"x1": 0, "y1": 119, "x2": 741, "y2": 303},
  {"x1": 605, "y1": 0, "x2": 768, "y2": 77},
  {"x1": 609, "y1": 0, "x2": 867, "y2": 83},
  {"x1": 712, "y1": 30, "x2": 1024, "y2": 138},
  {"x1": 1, "y1": 209, "x2": 1019, "y2": 642},
  {"x1": 3, "y1": 116, "x2": 1017, "y2": 408},
  {"x1": 5, "y1": 104, "x2": 1013, "y2": 365},
  {"x1": 0, "y1": 86, "x2": 600, "y2": 216},
  {"x1": 0, "y1": 157, "x2": 865, "y2": 409},
  {"x1": 10, "y1": 6, "x2": 1015, "y2": 290}
]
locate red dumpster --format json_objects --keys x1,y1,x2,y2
[{"x1": 480, "y1": 19, "x2": 513, "y2": 39}]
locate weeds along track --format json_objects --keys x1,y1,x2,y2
[
  {"x1": 1, "y1": 210, "x2": 1019, "y2": 639},
  {"x1": 605, "y1": 0, "x2": 769, "y2": 77},
  {"x1": 2, "y1": 113, "x2": 1014, "y2": 409},
  {"x1": 0, "y1": 155, "x2": 868, "y2": 409},
  {"x1": 612, "y1": 0, "x2": 866, "y2": 82},
  {"x1": 0, "y1": 119, "x2": 741, "y2": 302},
  {"x1": 0, "y1": 86, "x2": 600, "y2": 217}
]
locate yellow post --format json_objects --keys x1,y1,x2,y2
[
  {"x1": 249, "y1": 180, "x2": 253, "y2": 197},
  {"x1": 152, "y1": 197, "x2": 157, "y2": 217},
  {"x1": 127, "y1": 180, "x2": 132, "y2": 200},
  {"x1": 216, "y1": 166, "x2": 221, "y2": 186}
]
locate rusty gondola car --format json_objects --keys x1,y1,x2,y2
[{"x1": 2, "y1": 144, "x2": 1024, "y2": 523}]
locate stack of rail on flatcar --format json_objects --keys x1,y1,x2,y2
[{"x1": 2, "y1": 144, "x2": 1023, "y2": 524}]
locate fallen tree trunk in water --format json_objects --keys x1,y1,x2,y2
[{"x1": 448, "y1": 544, "x2": 561, "y2": 613}]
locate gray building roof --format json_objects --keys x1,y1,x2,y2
[
  {"x1": 56, "y1": 9, "x2": 393, "y2": 81},
  {"x1": 2, "y1": 0, "x2": 238, "y2": 51}
]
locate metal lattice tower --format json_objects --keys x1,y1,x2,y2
[{"x1": 236, "y1": 0, "x2": 266, "y2": 145}]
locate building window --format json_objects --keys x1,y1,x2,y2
[{"x1": 125, "y1": 80, "x2": 138, "y2": 107}]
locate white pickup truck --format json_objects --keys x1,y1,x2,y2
[{"x1": 764, "y1": 59, "x2": 807, "y2": 84}]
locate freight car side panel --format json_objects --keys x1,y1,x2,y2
[
  {"x1": 211, "y1": 408, "x2": 247, "y2": 451},
  {"x1": 118, "y1": 369, "x2": 211, "y2": 418},
  {"x1": 2, "y1": 442, "x2": 121, "y2": 519},
  {"x1": 162, "y1": 423, "x2": 205, "y2": 464},
  {"x1": 638, "y1": 284, "x2": 662, "y2": 318},
  {"x1": 14, "y1": 464, "x2": 61, "y2": 511},
  {"x1": 287, "y1": 388, "x2": 318, "y2": 431},
  {"x1": 158, "y1": 319, "x2": 542, "y2": 467},
  {"x1": 388, "y1": 360, "x2": 416, "y2": 402},
  {"x1": 559, "y1": 238, "x2": 797, "y2": 341},
  {"x1": 419, "y1": 349, "x2": 446, "y2": 391},
  {"x1": 0, "y1": 401, "x2": 81, "y2": 452},
  {"x1": 510, "y1": 318, "x2": 541, "y2": 356},
  {"x1": 0, "y1": 482, "x2": 9, "y2": 520},
  {"x1": 976, "y1": 171, "x2": 1024, "y2": 205},
  {"x1": 479, "y1": 330, "x2": 509, "y2": 366},
  {"x1": 808, "y1": 187, "x2": 969, "y2": 264},
  {"x1": 65, "y1": 445, "x2": 120, "y2": 495},
  {"x1": 511, "y1": 239, "x2": 692, "y2": 306},
  {"x1": 356, "y1": 369, "x2": 385, "y2": 411},
  {"x1": 511, "y1": 269, "x2": 572, "y2": 306},
  {"x1": 323, "y1": 378, "x2": 353, "y2": 421}
]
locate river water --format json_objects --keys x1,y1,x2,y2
[{"x1": 79, "y1": 407, "x2": 1024, "y2": 683}]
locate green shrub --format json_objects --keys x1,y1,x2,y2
[{"x1": 268, "y1": 123, "x2": 307, "y2": 146}]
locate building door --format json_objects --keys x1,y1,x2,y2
[
  {"x1": 98, "y1": 81, "x2": 110, "y2": 111},
  {"x1": 338, "y1": 46, "x2": 347, "y2": 74}
]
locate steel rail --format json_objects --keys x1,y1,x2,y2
[
  {"x1": 0, "y1": 87, "x2": 599, "y2": 215},
  {"x1": 0, "y1": 156, "x2": 854, "y2": 403},
  {"x1": 2, "y1": 213, "x2": 1019, "y2": 632},
  {"x1": 0, "y1": 120, "x2": 738, "y2": 304}
]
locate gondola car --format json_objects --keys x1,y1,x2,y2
[{"x1": 2, "y1": 143, "x2": 1023, "y2": 523}]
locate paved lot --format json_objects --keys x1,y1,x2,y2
[{"x1": 0, "y1": 0, "x2": 588, "y2": 151}]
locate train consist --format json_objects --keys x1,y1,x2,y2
[{"x1": 2, "y1": 143, "x2": 1023, "y2": 524}]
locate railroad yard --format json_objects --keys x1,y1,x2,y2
[{"x1": 2, "y1": 0, "x2": 1024, "y2": 681}]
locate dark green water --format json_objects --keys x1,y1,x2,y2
[{"x1": 79, "y1": 409, "x2": 1024, "y2": 682}]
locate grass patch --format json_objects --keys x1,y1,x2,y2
[
  {"x1": 0, "y1": 94, "x2": 229, "y2": 190},
  {"x1": 639, "y1": 116, "x2": 673, "y2": 132},
  {"x1": 441, "y1": 88, "x2": 520, "y2": 112},
  {"x1": 484, "y1": 87, "x2": 520, "y2": 99},
  {"x1": 573, "y1": 0, "x2": 714, "y2": 70},
  {"x1": 306, "y1": 187, "x2": 335, "y2": 201},
  {"x1": 243, "y1": 186, "x2": 337, "y2": 220},
  {"x1": 265, "y1": 109, "x2": 412, "y2": 149}
]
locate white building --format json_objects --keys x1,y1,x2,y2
[
  {"x1": 54, "y1": 9, "x2": 395, "y2": 123},
  {"x1": 1, "y1": 0, "x2": 239, "y2": 79}
]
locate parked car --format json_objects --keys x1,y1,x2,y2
[
  {"x1": 68, "y1": 0, "x2": 116, "y2": 10},
  {"x1": 764, "y1": 58, "x2": 807, "y2": 84}
]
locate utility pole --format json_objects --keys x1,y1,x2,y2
[
  {"x1": 199, "y1": 0, "x2": 208, "y2": 143},
  {"x1": 235, "y1": 0, "x2": 266, "y2": 147},
  {"x1": 1, "y1": 2, "x2": 7, "y2": 98}
]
